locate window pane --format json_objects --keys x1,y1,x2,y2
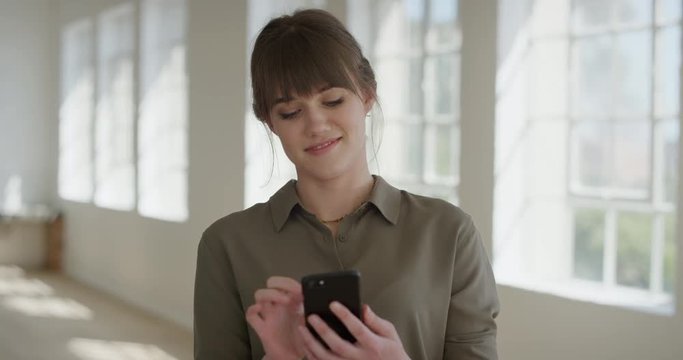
[
  {"x1": 615, "y1": 0, "x2": 653, "y2": 26},
  {"x1": 377, "y1": 59, "x2": 422, "y2": 116},
  {"x1": 426, "y1": 0, "x2": 459, "y2": 49},
  {"x1": 404, "y1": 0, "x2": 425, "y2": 49},
  {"x1": 425, "y1": 124, "x2": 458, "y2": 182},
  {"x1": 425, "y1": 54, "x2": 459, "y2": 116},
  {"x1": 409, "y1": 58, "x2": 423, "y2": 114},
  {"x1": 657, "y1": 0, "x2": 682, "y2": 23},
  {"x1": 574, "y1": 208, "x2": 606, "y2": 281},
  {"x1": 573, "y1": 0, "x2": 611, "y2": 32},
  {"x1": 664, "y1": 213, "x2": 676, "y2": 294},
  {"x1": 376, "y1": 0, "x2": 424, "y2": 54},
  {"x1": 614, "y1": 31, "x2": 652, "y2": 118},
  {"x1": 572, "y1": 122, "x2": 611, "y2": 190},
  {"x1": 616, "y1": 211, "x2": 652, "y2": 289},
  {"x1": 612, "y1": 122, "x2": 651, "y2": 195},
  {"x1": 659, "y1": 119, "x2": 679, "y2": 204},
  {"x1": 655, "y1": 26, "x2": 680, "y2": 117},
  {"x1": 573, "y1": 35, "x2": 611, "y2": 118},
  {"x1": 380, "y1": 122, "x2": 423, "y2": 179}
]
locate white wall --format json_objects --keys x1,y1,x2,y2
[{"x1": 0, "y1": 0, "x2": 56, "y2": 210}]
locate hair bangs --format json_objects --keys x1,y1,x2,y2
[{"x1": 255, "y1": 28, "x2": 360, "y2": 120}]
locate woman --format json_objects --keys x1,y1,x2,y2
[{"x1": 194, "y1": 9, "x2": 499, "y2": 360}]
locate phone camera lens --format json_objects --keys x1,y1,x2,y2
[{"x1": 318, "y1": 280, "x2": 325, "y2": 286}]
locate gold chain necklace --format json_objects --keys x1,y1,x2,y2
[{"x1": 318, "y1": 201, "x2": 368, "y2": 225}]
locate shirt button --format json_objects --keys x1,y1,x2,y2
[{"x1": 338, "y1": 235, "x2": 346, "y2": 243}]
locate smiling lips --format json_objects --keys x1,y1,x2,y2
[{"x1": 305, "y1": 137, "x2": 342, "y2": 155}]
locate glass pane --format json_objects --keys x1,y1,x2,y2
[
  {"x1": 615, "y1": 0, "x2": 653, "y2": 26},
  {"x1": 426, "y1": 0, "x2": 459, "y2": 49},
  {"x1": 425, "y1": 54, "x2": 459, "y2": 115},
  {"x1": 404, "y1": 0, "x2": 425, "y2": 49},
  {"x1": 425, "y1": 124, "x2": 458, "y2": 181},
  {"x1": 617, "y1": 211, "x2": 652, "y2": 289},
  {"x1": 664, "y1": 213, "x2": 676, "y2": 294},
  {"x1": 573, "y1": 0, "x2": 612, "y2": 32},
  {"x1": 376, "y1": 59, "x2": 412, "y2": 116},
  {"x1": 409, "y1": 58, "x2": 423, "y2": 114},
  {"x1": 573, "y1": 35, "x2": 612, "y2": 118},
  {"x1": 573, "y1": 122, "x2": 611, "y2": 190},
  {"x1": 614, "y1": 31, "x2": 652, "y2": 118},
  {"x1": 659, "y1": 119, "x2": 679, "y2": 204},
  {"x1": 574, "y1": 208, "x2": 606, "y2": 281},
  {"x1": 379, "y1": 121, "x2": 423, "y2": 178},
  {"x1": 657, "y1": 0, "x2": 682, "y2": 23},
  {"x1": 655, "y1": 26, "x2": 681, "y2": 117},
  {"x1": 612, "y1": 122, "x2": 651, "y2": 195}
]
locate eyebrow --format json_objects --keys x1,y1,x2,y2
[{"x1": 273, "y1": 84, "x2": 334, "y2": 105}]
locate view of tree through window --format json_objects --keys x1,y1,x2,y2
[{"x1": 570, "y1": 0, "x2": 679, "y2": 297}]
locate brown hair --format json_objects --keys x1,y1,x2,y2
[{"x1": 250, "y1": 9, "x2": 377, "y2": 123}]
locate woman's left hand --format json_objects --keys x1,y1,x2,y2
[{"x1": 298, "y1": 302, "x2": 410, "y2": 360}]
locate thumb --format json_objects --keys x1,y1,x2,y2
[{"x1": 363, "y1": 305, "x2": 399, "y2": 340}]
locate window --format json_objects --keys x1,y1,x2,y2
[
  {"x1": 494, "y1": 0, "x2": 679, "y2": 312},
  {"x1": 58, "y1": 0, "x2": 188, "y2": 222},
  {"x1": 372, "y1": 0, "x2": 461, "y2": 202}
]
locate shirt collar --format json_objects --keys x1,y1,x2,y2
[
  {"x1": 366, "y1": 175, "x2": 401, "y2": 225},
  {"x1": 269, "y1": 175, "x2": 401, "y2": 232},
  {"x1": 269, "y1": 180, "x2": 300, "y2": 232}
]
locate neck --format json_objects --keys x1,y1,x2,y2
[{"x1": 295, "y1": 172, "x2": 375, "y2": 223}]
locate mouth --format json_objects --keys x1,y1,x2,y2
[{"x1": 305, "y1": 137, "x2": 342, "y2": 154}]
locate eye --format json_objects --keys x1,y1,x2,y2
[
  {"x1": 279, "y1": 109, "x2": 300, "y2": 120},
  {"x1": 324, "y1": 98, "x2": 344, "y2": 107}
]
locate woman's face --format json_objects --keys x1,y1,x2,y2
[{"x1": 268, "y1": 85, "x2": 374, "y2": 182}]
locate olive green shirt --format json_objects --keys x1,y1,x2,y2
[{"x1": 194, "y1": 176, "x2": 499, "y2": 359}]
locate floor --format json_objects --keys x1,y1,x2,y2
[{"x1": 0, "y1": 265, "x2": 193, "y2": 360}]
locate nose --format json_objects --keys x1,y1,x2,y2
[{"x1": 304, "y1": 106, "x2": 330, "y2": 136}]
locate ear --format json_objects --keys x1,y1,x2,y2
[
  {"x1": 362, "y1": 92, "x2": 376, "y2": 114},
  {"x1": 265, "y1": 118, "x2": 277, "y2": 135}
]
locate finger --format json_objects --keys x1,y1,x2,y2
[
  {"x1": 329, "y1": 301, "x2": 377, "y2": 348},
  {"x1": 298, "y1": 324, "x2": 342, "y2": 360},
  {"x1": 363, "y1": 305, "x2": 399, "y2": 340},
  {"x1": 307, "y1": 314, "x2": 360, "y2": 358},
  {"x1": 254, "y1": 288, "x2": 289, "y2": 304},
  {"x1": 266, "y1": 276, "x2": 303, "y2": 299},
  {"x1": 245, "y1": 304, "x2": 265, "y2": 335}
]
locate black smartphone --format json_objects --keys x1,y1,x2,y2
[{"x1": 301, "y1": 270, "x2": 361, "y2": 346}]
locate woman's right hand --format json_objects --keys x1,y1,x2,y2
[{"x1": 246, "y1": 276, "x2": 306, "y2": 360}]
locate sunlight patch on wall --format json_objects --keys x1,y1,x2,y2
[
  {"x1": 94, "y1": 3, "x2": 136, "y2": 211},
  {"x1": 59, "y1": 19, "x2": 95, "y2": 203},
  {"x1": 138, "y1": 0, "x2": 188, "y2": 222}
]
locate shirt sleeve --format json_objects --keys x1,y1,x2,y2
[
  {"x1": 443, "y1": 215, "x2": 500, "y2": 360},
  {"x1": 194, "y1": 228, "x2": 252, "y2": 359}
]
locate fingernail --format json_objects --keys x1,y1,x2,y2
[{"x1": 330, "y1": 301, "x2": 342, "y2": 310}]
